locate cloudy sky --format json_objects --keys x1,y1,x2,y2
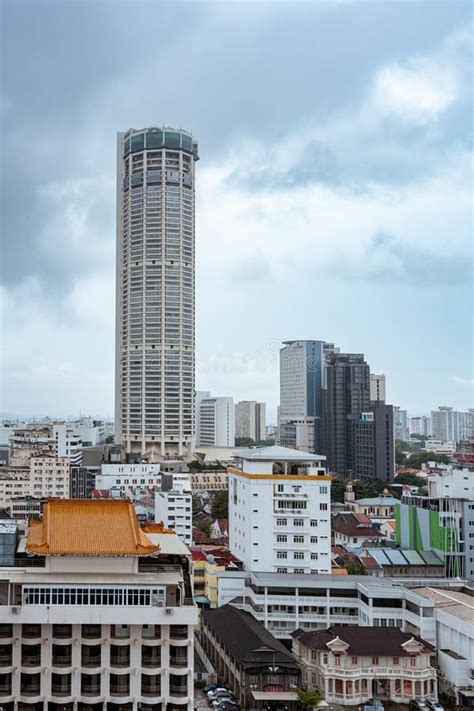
[{"x1": 1, "y1": 0, "x2": 472, "y2": 421}]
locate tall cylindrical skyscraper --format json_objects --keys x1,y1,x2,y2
[{"x1": 115, "y1": 127, "x2": 198, "y2": 458}]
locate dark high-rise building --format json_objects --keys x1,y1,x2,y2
[
  {"x1": 353, "y1": 403, "x2": 395, "y2": 482},
  {"x1": 321, "y1": 352, "x2": 370, "y2": 475}
]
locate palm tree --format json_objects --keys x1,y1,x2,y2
[{"x1": 296, "y1": 687, "x2": 323, "y2": 710}]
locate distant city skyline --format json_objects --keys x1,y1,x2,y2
[{"x1": 1, "y1": 1, "x2": 472, "y2": 417}]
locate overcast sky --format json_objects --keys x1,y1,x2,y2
[{"x1": 1, "y1": 0, "x2": 473, "y2": 422}]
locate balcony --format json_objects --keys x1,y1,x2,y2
[
  {"x1": 22, "y1": 624, "x2": 41, "y2": 639},
  {"x1": 110, "y1": 673, "x2": 130, "y2": 697},
  {"x1": 53, "y1": 624, "x2": 72, "y2": 639},
  {"x1": 142, "y1": 648, "x2": 161, "y2": 668},
  {"x1": 21, "y1": 645, "x2": 41, "y2": 667},
  {"x1": 53, "y1": 645, "x2": 72, "y2": 668},
  {"x1": 81, "y1": 625, "x2": 101, "y2": 640},
  {"x1": 52, "y1": 672, "x2": 71, "y2": 697},
  {"x1": 142, "y1": 676, "x2": 162, "y2": 697},
  {"x1": 170, "y1": 626, "x2": 188, "y2": 640},
  {"x1": 81, "y1": 646, "x2": 101, "y2": 669},
  {"x1": 110, "y1": 646, "x2": 130, "y2": 668},
  {"x1": 143, "y1": 625, "x2": 161, "y2": 640},
  {"x1": 20, "y1": 672, "x2": 41, "y2": 696},
  {"x1": 81, "y1": 674, "x2": 101, "y2": 697},
  {"x1": 170, "y1": 652, "x2": 188, "y2": 669},
  {"x1": 111, "y1": 625, "x2": 130, "y2": 640}
]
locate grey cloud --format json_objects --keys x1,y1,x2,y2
[{"x1": 330, "y1": 230, "x2": 473, "y2": 286}]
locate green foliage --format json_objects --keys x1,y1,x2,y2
[
  {"x1": 330, "y1": 478, "x2": 347, "y2": 503},
  {"x1": 405, "y1": 451, "x2": 450, "y2": 467},
  {"x1": 410, "y1": 433, "x2": 429, "y2": 441},
  {"x1": 345, "y1": 562, "x2": 368, "y2": 575},
  {"x1": 352, "y1": 478, "x2": 387, "y2": 499},
  {"x1": 395, "y1": 440, "x2": 407, "y2": 465},
  {"x1": 296, "y1": 688, "x2": 323, "y2": 709},
  {"x1": 192, "y1": 495, "x2": 203, "y2": 514},
  {"x1": 195, "y1": 519, "x2": 211, "y2": 537},
  {"x1": 105, "y1": 435, "x2": 114, "y2": 444},
  {"x1": 188, "y1": 459, "x2": 204, "y2": 471},
  {"x1": 235, "y1": 437, "x2": 275, "y2": 447},
  {"x1": 211, "y1": 490, "x2": 229, "y2": 520},
  {"x1": 395, "y1": 473, "x2": 427, "y2": 487}
]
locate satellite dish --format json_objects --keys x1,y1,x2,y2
[{"x1": 206, "y1": 554, "x2": 216, "y2": 565}]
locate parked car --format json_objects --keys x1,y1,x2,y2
[
  {"x1": 364, "y1": 700, "x2": 384, "y2": 711},
  {"x1": 207, "y1": 688, "x2": 228, "y2": 699},
  {"x1": 204, "y1": 683, "x2": 221, "y2": 693},
  {"x1": 209, "y1": 691, "x2": 234, "y2": 704},
  {"x1": 213, "y1": 702, "x2": 239, "y2": 711},
  {"x1": 409, "y1": 702, "x2": 429, "y2": 711},
  {"x1": 425, "y1": 701, "x2": 444, "y2": 711}
]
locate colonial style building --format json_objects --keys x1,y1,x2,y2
[
  {"x1": 0, "y1": 498, "x2": 198, "y2": 710},
  {"x1": 292, "y1": 626, "x2": 437, "y2": 707},
  {"x1": 201, "y1": 604, "x2": 301, "y2": 710}
]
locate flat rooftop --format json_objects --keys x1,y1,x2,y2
[{"x1": 413, "y1": 587, "x2": 474, "y2": 623}]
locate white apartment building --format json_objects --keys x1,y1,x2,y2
[
  {"x1": 115, "y1": 127, "x2": 199, "y2": 459},
  {"x1": 423, "y1": 440, "x2": 455, "y2": 456},
  {"x1": 155, "y1": 485, "x2": 193, "y2": 545},
  {"x1": 369, "y1": 374, "x2": 386, "y2": 403},
  {"x1": 216, "y1": 570, "x2": 452, "y2": 644},
  {"x1": 394, "y1": 407, "x2": 409, "y2": 441},
  {"x1": 96, "y1": 463, "x2": 162, "y2": 492},
  {"x1": 410, "y1": 416, "x2": 431, "y2": 437},
  {"x1": 235, "y1": 401, "x2": 266, "y2": 442},
  {"x1": 0, "y1": 420, "x2": 27, "y2": 447},
  {"x1": 427, "y1": 466, "x2": 474, "y2": 499},
  {"x1": 65, "y1": 417, "x2": 111, "y2": 447},
  {"x1": 430, "y1": 406, "x2": 474, "y2": 443},
  {"x1": 0, "y1": 455, "x2": 70, "y2": 508},
  {"x1": 228, "y1": 445, "x2": 331, "y2": 574},
  {"x1": 195, "y1": 392, "x2": 235, "y2": 447},
  {"x1": 52, "y1": 423, "x2": 83, "y2": 466},
  {"x1": 0, "y1": 499, "x2": 198, "y2": 710}
]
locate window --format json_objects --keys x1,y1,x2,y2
[
  {"x1": 277, "y1": 484, "x2": 284, "y2": 492},
  {"x1": 294, "y1": 535, "x2": 304, "y2": 543},
  {"x1": 351, "y1": 656, "x2": 358, "y2": 665},
  {"x1": 276, "y1": 568, "x2": 287, "y2": 573},
  {"x1": 277, "y1": 551, "x2": 287, "y2": 560},
  {"x1": 320, "y1": 486, "x2": 328, "y2": 494},
  {"x1": 410, "y1": 657, "x2": 417, "y2": 667},
  {"x1": 393, "y1": 657, "x2": 399, "y2": 665},
  {"x1": 277, "y1": 518, "x2": 287, "y2": 526},
  {"x1": 334, "y1": 656, "x2": 341, "y2": 667},
  {"x1": 310, "y1": 536, "x2": 318, "y2": 543},
  {"x1": 310, "y1": 520, "x2": 318, "y2": 527},
  {"x1": 311, "y1": 553, "x2": 318, "y2": 560},
  {"x1": 277, "y1": 535, "x2": 287, "y2": 543},
  {"x1": 294, "y1": 552, "x2": 304, "y2": 560},
  {"x1": 294, "y1": 519, "x2": 304, "y2": 527},
  {"x1": 320, "y1": 503, "x2": 328, "y2": 511},
  {"x1": 372, "y1": 657, "x2": 379, "y2": 666}
]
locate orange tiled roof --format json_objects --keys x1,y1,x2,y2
[
  {"x1": 331, "y1": 568, "x2": 348, "y2": 575},
  {"x1": 26, "y1": 499, "x2": 159, "y2": 557},
  {"x1": 143, "y1": 521, "x2": 175, "y2": 534}
]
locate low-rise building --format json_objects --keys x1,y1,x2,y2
[
  {"x1": 0, "y1": 455, "x2": 70, "y2": 510},
  {"x1": 292, "y1": 625, "x2": 437, "y2": 706},
  {"x1": 191, "y1": 546, "x2": 242, "y2": 607},
  {"x1": 332, "y1": 521, "x2": 383, "y2": 548},
  {"x1": 201, "y1": 604, "x2": 301, "y2": 710},
  {"x1": 97, "y1": 462, "x2": 162, "y2": 493},
  {"x1": 0, "y1": 499, "x2": 198, "y2": 709},
  {"x1": 189, "y1": 469, "x2": 227, "y2": 492}
]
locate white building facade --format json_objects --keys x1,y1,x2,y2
[
  {"x1": 228, "y1": 446, "x2": 331, "y2": 574},
  {"x1": 155, "y1": 487, "x2": 193, "y2": 545},
  {"x1": 0, "y1": 456, "x2": 70, "y2": 508},
  {"x1": 0, "y1": 499, "x2": 198, "y2": 710},
  {"x1": 195, "y1": 393, "x2": 235, "y2": 447},
  {"x1": 115, "y1": 127, "x2": 199, "y2": 459},
  {"x1": 96, "y1": 463, "x2": 162, "y2": 492},
  {"x1": 369, "y1": 374, "x2": 386, "y2": 403}
]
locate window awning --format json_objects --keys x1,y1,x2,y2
[
  {"x1": 252, "y1": 691, "x2": 298, "y2": 701},
  {"x1": 460, "y1": 689, "x2": 474, "y2": 698}
]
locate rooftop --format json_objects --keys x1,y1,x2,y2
[
  {"x1": 234, "y1": 445, "x2": 325, "y2": 462},
  {"x1": 292, "y1": 626, "x2": 433, "y2": 655},
  {"x1": 203, "y1": 604, "x2": 298, "y2": 665},
  {"x1": 413, "y1": 587, "x2": 474, "y2": 624},
  {"x1": 354, "y1": 496, "x2": 399, "y2": 506},
  {"x1": 26, "y1": 499, "x2": 159, "y2": 557}
]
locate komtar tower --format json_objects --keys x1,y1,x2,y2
[{"x1": 115, "y1": 127, "x2": 199, "y2": 458}]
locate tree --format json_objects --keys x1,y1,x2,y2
[
  {"x1": 195, "y1": 519, "x2": 211, "y2": 537},
  {"x1": 188, "y1": 459, "x2": 203, "y2": 471},
  {"x1": 235, "y1": 437, "x2": 255, "y2": 447},
  {"x1": 211, "y1": 490, "x2": 228, "y2": 519},
  {"x1": 395, "y1": 440, "x2": 407, "y2": 466},
  {"x1": 296, "y1": 688, "x2": 323, "y2": 710},
  {"x1": 345, "y1": 562, "x2": 368, "y2": 575},
  {"x1": 405, "y1": 451, "x2": 450, "y2": 468},
  {"x1": 330, "y1": 478, "x2": 347, "y2": 503},
  {"x1": 353, "y1": 478, "x2": 386, "y2": 500},
  {"x1": 395, "y1": 473, "x2": 426, "y2": 487}
]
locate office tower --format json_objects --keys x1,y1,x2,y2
[
  {"x1": 0, "y1": 499, "x2": 198, "y2": 706},
  {"x1": 409, "y1": 416, "x2": 431, "y2": 437},
  {"x1": 235, "y1": 400, "x2": 266, "y2": 441},
  {"x1": 279, "y1": 340, "x2": 324, "y2": 452},
  {"x1": 228, "y1": 445, "x2": 331, "y2": 573},
  {"x1": 369, "y1": 374, "x2": 386, "y2": 403},
  {"x1": 393, "y1": 407, "x2": 409, "y2": 441},
  {"x1": 115, "y1": 127, "x2": 199, "y2": 459},
  {"x1": 195, "y1": 392, "x2": 235, "y2": 447},
  {"x1": 321, "y1": 352, "x2": 370, "y2": 475},
  {"x1": 353, "y1": 403, "x2": 395, "y2": 482}
]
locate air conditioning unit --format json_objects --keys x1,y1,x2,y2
[
  {"x1": 165, "y1": 607, "x2": 173, "y2": 615},
  {"x1": 11, "y1": 607, "x2": 21, "y2": 614},
  {"x1": 157, "y1": 601, "x2": 164, "y2": 608}
]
